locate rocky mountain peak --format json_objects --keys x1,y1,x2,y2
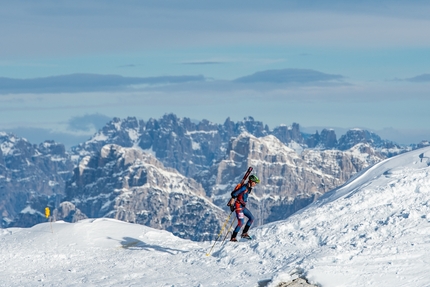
[
  {"x1": 0, "y1": 133, "x2": 73, "y2": 227},
  {"x1": 66, "y1": 144, "x2": 226, "y2": 241},
  {"x1": 272, "y1": 122, "x2": 304, "y2": 145},
  {"x1": 337, "y1": 128, "x2": 383, "y2": 150},
  {"x1": 320, "y1": 129, "x2": 338, "y2": 148},
  {"x1": 237, "y1": 116, "x2": 270, "y2": 137},
  {"x1": 196, "y1": 132, "x2": 385, "y2": 226},
  {"x1": 37, "y1": 140, "x2": 67, "y2": 155}
]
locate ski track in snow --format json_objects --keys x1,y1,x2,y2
[{"x1": 1, "y1": 147, "x2": 430, "y2": 286}]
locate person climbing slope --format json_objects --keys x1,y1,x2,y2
[{"x1": 230, "y1": 174, "x2": 260, "y2": 242}]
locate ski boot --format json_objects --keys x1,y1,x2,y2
[{"x1": 241, "y1": 233, "x2": 252, "y2": 240}]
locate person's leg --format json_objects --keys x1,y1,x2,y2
[
  {"x1": 241, "y1": 208, "x2": 254, "y2": 235},
  {"x1": 231, "y1": 208, "x2": 245, "y2": 240}
]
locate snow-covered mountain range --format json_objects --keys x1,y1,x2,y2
[
  {"x1": 1, "y1": 146, "x2": 429, "y2": 286},
  {"x1": 1, "y1": 114, "x2": 428, "y2": 241},
  {"x1": 70, "y1": 115, "x2": 411, "y2": 177}
]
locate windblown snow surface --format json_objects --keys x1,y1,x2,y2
[{"x1": 1, "y1": 147, "x2": 430, "y2": 287}]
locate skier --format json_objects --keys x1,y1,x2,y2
[{"x1": 230, "y1": 174, "x2": 260, "y2": 242}]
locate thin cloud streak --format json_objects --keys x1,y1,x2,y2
[
  {"x1": 233, "y1": 69, "x2": 345, "y2": 84},
  {"x1": 404, "y1": 74, "x2": 430, "y2": 82},
  {"x1": 3, "y1": 126, "x2": 94, "y2": 149},
  {"x1": 0, "y1": 74, "x2": 206, "y2": 94},
  {"x1": 67, "y1": 113, "x2": 112, "y2": 132},
  {"x1": 181, "y1": 61, "x2": 224, "y2": 65},
  {"x1": 0, "y1": 69, "x2": 348, "y2": 94}
]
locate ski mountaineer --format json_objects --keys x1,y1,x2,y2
[{"x1": 230, "y1": 174, "x2": 260, "y2": 242}]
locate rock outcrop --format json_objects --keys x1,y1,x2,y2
[
  {"x1": 66, "y1": 144, "x2": 226, "y2": 241},
  {"x1": 0, "y1": 133, "x2": 73, "y2": 227},
  {"x1": 195, "y1": 133, "x2": 384, "y2": 225}
]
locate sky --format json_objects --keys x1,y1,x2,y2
[{"x1": 1, "y1": 0, "x2": 430, "y2": 148}]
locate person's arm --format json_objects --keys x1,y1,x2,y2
[
  {"x1": 232, "y1": 185, "x2": 248, "y2": 206},
  {"x1": 231, "y1": 184, "x2": 247, "y2": 198}
]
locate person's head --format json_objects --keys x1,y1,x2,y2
[{"x1": 248, "y1": 174, "x2": 260, "y2": 187}]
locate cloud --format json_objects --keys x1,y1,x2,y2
[
  {"x1": 67, "y1": 113, "x2": 112, "y2": 132},
  {"x1": 3, "y1": 127, "x2": 91, "y2": 149},
  {"x1": 403, "y1": 74, "x2": 430, "y2": 83},
  {"x1": 0, "y1": 69, "x2": 348, "y2": 95},
  {"x1": 233, "y1": 69, "x2": 345, "y2": 84},
  {"x1": 181, "y1": 61, "x2": 224, "y2": 65},
  {"x1": 2, "y1": 114, "x2": 113, "y2": 148},
  {"x1": 118, "y1": 64, "x2": 137, "y2": 68},
  {"x1": 0, "y1": 74, "x2": 206, "y2": 94}
]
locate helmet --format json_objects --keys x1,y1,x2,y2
[{"x1": 248, "y1": 174, "x2": 260, "y2": 184}]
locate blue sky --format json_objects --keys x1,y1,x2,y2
[{"x1": 1, "y1": 0, "x2": 430, "y2": 147}]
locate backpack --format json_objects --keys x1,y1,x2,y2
[{"x1": 227, "y1": 183, "x2": 245, "y2": 211}]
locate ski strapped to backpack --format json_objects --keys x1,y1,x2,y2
[{"x1": 226, "y1": 166, "x2": 253, "y2": 209}]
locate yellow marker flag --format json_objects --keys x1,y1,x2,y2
[{"x1": 45, "y1": 207, "x2": 50, "y2": 219}]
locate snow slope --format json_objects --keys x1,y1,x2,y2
[{"x1": 1, "y1": 146, "x2": 430, "y2": 287}]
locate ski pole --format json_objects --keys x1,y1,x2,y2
[
  {"x1": 205, "y1": 211, "x2": 233, "y2": 256},
  {"x1": 221, "y1": 217, "x2": 236, "y2": 244}
]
